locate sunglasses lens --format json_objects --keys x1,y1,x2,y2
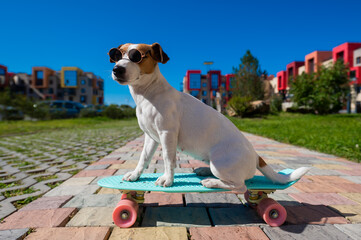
[
  {"x1": 110, "y1": 48, "x2": 122, "y2": 62},
  {"x1": 128, "y1": 49, "x2": 142, "y2": 63}
]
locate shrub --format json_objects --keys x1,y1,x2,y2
[
  {"x1": 290, "y1": 60, "x2": 349, "y2": 115},
  {"x1": 102, "y1": 104, "x2": 125, "y2": 119},
  {"x1": 227, "y1": 95, "x2": 252, "y2": 117},
  {"x1": 120, "y1": 105, "x2": 136, "y2": 118},
  {"x1": 79, "y1": 108, "x2": 99, "y2": 118},
  {"x1": 270, "y1": 95, "x2": 283, "y2": 113}
]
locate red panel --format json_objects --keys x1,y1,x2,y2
[
  {"x1": 350, "y1": 66, "x2": 361, "y2": 85},
  {"x1": 286, "y1": 61, "x2": 304, "y2": 88},
  {"x1": 333, "y1": 42, "x2": 361, "y2": 68},
  {"x1": 225, "y1": 74, "x2": 235, "y2": 91},
  {"x1": 186, "y1": 70, "x2": 201, "y2": 91},
  {"x1": 277, "y1": 71, "x2": 287, "y2": 91}
]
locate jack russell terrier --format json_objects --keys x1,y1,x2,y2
[{"x1": 108, "y1": 42, "x2": 310, "y2": 192}]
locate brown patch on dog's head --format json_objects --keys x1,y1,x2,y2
[{"x1": 109, "y1": 43, "x2": 169, "y2": 74}]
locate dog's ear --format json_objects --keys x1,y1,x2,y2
[
  {"x1": 151, "y1": 43, "x2": 169, "y2": 64},
  {"x1": 108, "y1": 45, "x2": 123, "y2": 63}
]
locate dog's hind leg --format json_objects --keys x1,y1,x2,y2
[
  {"x1": 123, "y1": 134, "x2": 159, "y2": 182},
  {"x1": 200, "y1": 145, "x2": 255, "y2": 193},
  {"x1": 201, "y1": 178, "x2": 247, "y2": 193}
]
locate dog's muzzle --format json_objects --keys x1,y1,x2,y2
[{"x1": 113, "y1": 66, "x2": 126, "y2": 82}]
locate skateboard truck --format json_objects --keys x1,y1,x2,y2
[{"x1": 244, "y1": 189, "x2": 287, "y2": 226}]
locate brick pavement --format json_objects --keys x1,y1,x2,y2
[
  {"x1": 0, "y1": 132, "x2": 361, "y2": 239},
  {"x1": 0, "y1": 126, "x2": 141, "y2": 219}
]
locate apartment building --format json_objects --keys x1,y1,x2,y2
[
  {"x1": 273, "y1": 42, "x2": 361, "y2": 112},
  {"x1": 183, "y1": 70, "x2": 234, "y2": 111},
  {"x1": 0, "y1": 65, "x2": 104, "y2": 105}
]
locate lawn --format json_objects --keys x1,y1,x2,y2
[
  {"x1": 229, "y1": 113, "x2": 361, "y2": 162},
  {"x1": 0, "y1": 117, "x2": 139, "y2": 137}
]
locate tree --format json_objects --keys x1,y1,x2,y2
[
  {"x1": 290, "y1": 60, "x2": 349, "y2": 114},
  {"x1": 232, "y1": 50, "x2": 266, "y2": 101}
]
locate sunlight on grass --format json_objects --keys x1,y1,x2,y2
[{"x1": 229, "y1": 113, "x2": 361, "y2": 162}]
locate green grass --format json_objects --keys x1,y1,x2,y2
[
  {"x1": 229, "y1": 113, "x2": 361, "y2": 162},
  {"x1": 0, "y1": 117, "x2": 138, "y2": 137}
]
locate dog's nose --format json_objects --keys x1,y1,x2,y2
[{"x1": 113, "y1": 66, "x2": 126, "y2": 78}]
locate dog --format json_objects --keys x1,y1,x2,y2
[{"x1": 108, "y1": 42, "x2": 310, "y2": 192}]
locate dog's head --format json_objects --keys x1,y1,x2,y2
[{"x1": 108, "y1": 43, "x2": 169, "y2": 85}]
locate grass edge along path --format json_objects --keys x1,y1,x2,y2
[
  {"x1": 229, "y1": 113, "x2": 361, "y2": 163},
  {"x1": 0, "y1": 117, "x2": 138, "y2": 137}
]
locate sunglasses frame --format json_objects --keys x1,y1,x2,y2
[{"x1": 109, "y1": 48, "x2": 150, "y2": 63}]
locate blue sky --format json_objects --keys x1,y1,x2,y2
[{"x1": 1, "y1": 0, "x2": 361, "y2": 106}]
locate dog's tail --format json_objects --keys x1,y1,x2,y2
[{"x1": 257, "y1": 156, "x2": 310, "y2": 184}]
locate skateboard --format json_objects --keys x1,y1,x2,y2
[{"x1": 97, "y1": 168, "x2": 298, "y2": 228}]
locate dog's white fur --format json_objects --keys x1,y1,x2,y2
[{"x1": 110, "y1": 43, "x2": 310, "y2": 192}]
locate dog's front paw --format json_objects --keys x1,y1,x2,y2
[
  {"x1": 155, "y1": 174, "x2": 173, "y2": 187},
  {"x1": 122, "y1": 171, "x2": 141, "y2": 182}
]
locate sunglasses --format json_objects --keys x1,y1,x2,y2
[{"x1": 109, "y1": 48, "x2": 150, "y2": 63}]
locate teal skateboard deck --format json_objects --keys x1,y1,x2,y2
[
  {"x1": 97, "y1": 168, "x2": 298, "y2": 193},
  {"x1": 98, "y1": 169, "x2": 299, "y2": 228}
]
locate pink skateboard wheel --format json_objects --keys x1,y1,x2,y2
[
  {"x1": 257, "y1": 198, "x2": 287, "y2": 227},
  {"x1": 113, "y1": 199, "x2": 138, "y2": 228}
]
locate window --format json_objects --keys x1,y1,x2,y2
[
  {"x1": 357, "y1": 57, "x2": 361, "y2": 64},
  {"x1": 337, "y1": 51, "x2": 344, "y2": 61},
  {"x1": 80, "y1": 95, "x2": 87, "y2": 103},
  {"x1": 350, "y1": 70, "x2": 356, "y2": 81},
  {"x1": 190, "y1": 90, "x2": 199, "y2": 97},
  {"x1": 52, "y1": 102, "x2": 63, "y2": 108},
  {"x1": 81, "y1": 88, "x2": 86, "y2": 93},
  {"x1": 189, "y1": 73, "x2": 201, "y2": 89},
  {"x1": 48, "y1": 88, "x2": 54, "y2": 94},
  {"x1": 278, "y1": 76, "x2": 282, "y2": 88},
  {"x1": 68, "y1": 88, "x2": 76, "y2": 95},
  {"x1": 49, "y1": 80, "x2": 53, "y2": 85},
  {"x1": 308, "y1": 58, "x2": 314, "y2": 73},
  {"x1": 81, "y1": 79, "x2": 86, "y2": 85},
  {"x1": 202, "y1": 82, "x2": 207, "y2": 88},
  {"x1": 65, "y1": 102, "x2": 74, "y2": 109},
  {"x1": 202, "y1": 99, "x2": 207, "y2": 104},
  {"x1": 36, "y1": 71, "x2": 44, "y2": 86},
  {"x1": 88, "y1": 79, "x2": 92, "y2": 86},
  {"x1": 202, "y1": 91, "x2": 207, "y2": 96},
  {"x1": 211, "y1": 74, "x2": 219, "y2": 89},
  {"x1": 0, "y1": 69, "x2": 5, "y2": 85},
  {"x1": 64, "y1": 70, "x2": 77, "y2": 87}
]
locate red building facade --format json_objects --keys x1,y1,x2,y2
[
  {"x1": 333, "y1": 42, "x2": 361, "y2": 85},
  {"x1": 183, "y1": 70, "x2": 233, "y2": 108},
  {"x1": 286, "y1": 61, "x2": 304, "y2": 87}
]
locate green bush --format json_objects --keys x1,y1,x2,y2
[
  {"x1": 79, "y1": 108, "x2": 99, "y2": 118},
  {"x1": 227, "y1": 96, "x2": 252, "y2": 117},
  {"x1": 48, "y1": 109, "x2": 68, "y2": 119},
  {"x1": 102, "y1": 104, "x2": 125, "y2": 119},
  {"x1": 120, "y1": 105, "x2": 136, "y2": 118},
  {"x1": 270, "y1": 95, "x2": 283, "y2": 113},
  {"x1": 0, "y1": 107, "x2": 24, "y2": 120},
  {"x1": 290, "y1": 60, "x2": 349, "y2": 115}
]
